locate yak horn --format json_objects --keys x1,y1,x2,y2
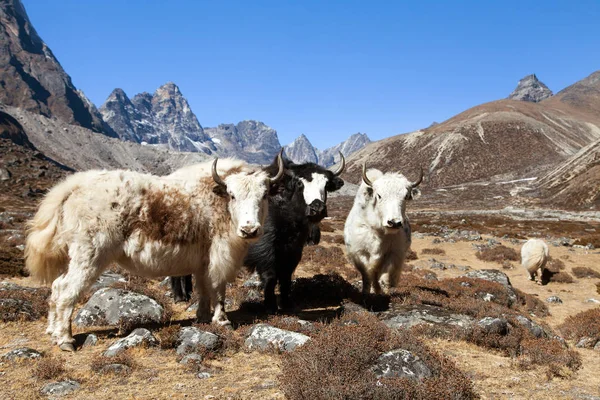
[
  {"x1": 362, "y1": 162, "x2": 373, "y2": 188},
  {"x1": 331, "y1": 152, "x2": 345, "y2": 176},
  {"x1": 212, "y1": 158, "x2": 227, "y2": 187},
  {"x1": 410, "y1": 167, "x2": 424, "y2": 188},
  {"x1": 270, "y1": 148, "x2": 285, "y2": 183}
]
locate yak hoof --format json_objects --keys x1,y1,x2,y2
[{"x1": 59, "y1": 343, "x2": 75, "y2": 352}]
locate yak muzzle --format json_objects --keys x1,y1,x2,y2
[
  {"x1": 385, "y1": 219, "x2": 403, "y2": 229},
  {"x1": 306, "y1": 200, "x2": 327, "y2": 222},
  {"x1": 239, "y1": 225, "x2": 261, "y2": 239}
]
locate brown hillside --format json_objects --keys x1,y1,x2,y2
[{"x1": 343, "y1": 72, "x2": 600, "y2": 190}]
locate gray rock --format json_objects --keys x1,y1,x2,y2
[
  {"x1": 463, "y1": 269, "x2": 517, "y2": 305},
  {"x1": 546, "y1": 296, "x2": 563, "y2": 304},
  {"x1": 40, "y1": 380, "x2": 80, "y2": 397},
  {"x1": 74, "y1": 287, "x2": 164, "y2": 327},
  {"x1": 242, "y1": 273, "x2": 263, "y2": 288},
  {"x1": 83, "y1": 334, "x2": 98, "y2": 347},
  {"x1": 508, "y1": 74, "x2": 553, "y2": 102},
  {"x1": 197, "y1": 372, "x2": 211, "y2": 379},
  {"x1": 2, "y1": 347, "x2": 42, "y2": 361},
  {"x1": 595, "y1": 341, "x2": 600, "y2": 351},
  {"x1": 481, "y1": 293, "x2": 495, "y2": 302},
  {"x1": 0, "y1": 298, "x2": 34, "y2": 320},
  {"x1": 99, "y1": 363, "x2": 132, "y2": 374},
  {"x1": 576, "y1": 337, "x2": 598, "y2": 348},
  {"x1": 0, "y1": 168, "x2": 11, "y2": 181},
  {"x1": 90, "y1": 272, "x2": 126, "y2": 291},
  {"x1": 371, "y1": 349, "x2": 432, "y2": 380},
  {"x1": 381, "y1": 304, "x2": 474, "y2": 330},
  {"x1": 477, "y1": 317, "x2": 508, "y2": 335},
  {"x1": 176, "y1": 327, "x2": 220, "y2": 355},
  {"x1": 180, "y1": 353, "x2": 203, "y2": 365},
  {"x1": 585, "y1": 298, "x2": 600, "y2": 304},
  {"x1": 245, "y1": 324, "x2": 310, "y2": 352},
  {"x1": 515, "y1": 316, "x2": 545, "y2": 338},
  {"x1": 186, "y1": 302, "x2": 198, "y2": 312},
  {"x1": 104, "y1": 328, "x2": 158, "y2": 357}
]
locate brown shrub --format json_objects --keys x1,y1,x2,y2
[
  {"x1": 546, "y1": 258, "x2": 566, "y2": 272},
  {"x1": 299, "y1": 245, "x2": 350, "y2": 275},
  {"x1": 421, "y1": 248, "x2": 446, "y2": 255},
  {"x1": 90, "y1": 352, "x2": 136, "y2": 374},
  {"x1": 33, "y1": 357, "x2": 66, "y2": 380},
  {"x1": 548, "y1": 272, "x2": 575, "y2": 284},
  {"x1": 0, "y1": 245, "x2": 27, "y2": 277},
  {"x1": 572, "y1": 234, "x2": 600, "y2": 248},
  {"x1": 322, "y1": 234, "x2": 345, "y2": 245},
  {"x1": 157, "y1": 325, "x2": 181, "y2": 349},
  {"x1": 406, "y1": 249, "x2": 418, "y2": 260},
  {"x1": 319, "y1": 221, "x2": 335, "y2": 232},
  {"x1": 571, "y1": 267, "x2": 600, "y2": 279},
  {"x1": 280, "y1": 313, "x2": 477, "y2": 400},
  {"x1": 476, "y1": 245, "x2": 519, "y2": 264},
  {"x1": 516, "y1": 336, "x2": 582, "y2": 378},
  {"x1": 558, "y1": 307, "x2": 600, "y2": 346},
  {"x1": 0, "y1": 287, "x2": 50, "y2": 322}
]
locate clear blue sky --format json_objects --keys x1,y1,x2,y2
[{"x1": 24, "y1": 0, "x2": 600, "y2": 149}]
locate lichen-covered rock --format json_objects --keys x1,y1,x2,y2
[
  {"x1": 176, "y1": 327, "x2": 220, "y2": 355},
  {"x1": 2, "y1": 347, "x2": 42, "y2": 361},
  {"x1": 546, "y1": 296, "x2": 563, "y2": 304},
  {"x1": 381, "y1": 304, "x2": 474, "y2": 330},
  {"x1": 179, "y1": 353, "x2": 203, "y2": 365},
  {"x1": 371, "y1": 349, "x2": 432, "y2": 380},
  {"x1": 104, "y1": 328, "x2": 158, "y2": 357},
  {"x1": 74, "y1": 288, "x2": 163, "y2": 327},
  {"x1": 90, "y1": 272, "x2": 126, "y2": 291},
  {"x1": 245, "y1": 324, "x2": 310, "y2": 352},
  {"x1": 40, "y1": 380, "x2": 80, "y2": 397},
  {"x1": 83, "y1": 334, "x2": 98, "y2": 347},
  {"x1": 477, "y1": 317, "x2": 508, "y2": 335},
  {"x1": 515, "y1": 316, "x2": 545, "y2": 338},
  {"x1": 463, "y1": 269, "x2": 517, "y2": 305}
]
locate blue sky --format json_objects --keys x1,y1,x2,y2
[{"x1": 24, "y1": 0, "x2": 600, "y2": 149}]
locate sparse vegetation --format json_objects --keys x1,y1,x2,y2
[
  {"x1": 0, "y1": 287, "x2": 50, "y2": 321},
  {"x1": 571, "y1": 267, "x2": 600, "y2": 279},
  {"x1": 476, "y1": 245, "x2": 519, "y2": 264},
  {"x1": 546, "y1": 257, "x2": 566, "y2": 272},
  {"x1": 548, "y1": 272, "x2": 575, "y2": 284},
  {"x1": 33, "y1": 357, "x2": 66, "y2": 380},
  {"x1": 90, "y1": 352, "x2": 136, "y2": 374},
  {"x1": 406, "y1": 249, "x2": 418, "y2": 260},
  {"x1": 0, "y1": 245, "x2": 27, "y2": 277},
  {"x1": 421, "y1": 248, "x2": 446, "y2": 255},
  {"x1": 558, "y1": 307, "x2": 600, "y2": 347},
  {"x1": 280, "y1": 312, "x2": 478, "y2": 400},
  {"x1": 322, "y1": 234, "x2": 345, "y2": 244},
  {"x1": 157, "y1": 324, "x2": 181, "y2": 349}
]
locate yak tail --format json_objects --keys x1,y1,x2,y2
[{"x1": 25, "y1": 176, "x2": 79, "y2": 285}]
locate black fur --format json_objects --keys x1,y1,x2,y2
[{"x1": 170, "y1": 155, "x2": 343, "y2": 313}]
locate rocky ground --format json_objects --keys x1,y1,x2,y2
[{"x1": 0, "y1": 196, "x2": 599, "y2": 399}]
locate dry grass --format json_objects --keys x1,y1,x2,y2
[
  {"x1": 319, "y1": 221, "x2": 335, "y2": 232},
  {"x1": 0, "y1": 287, "x2": 50, "y2": 321},
  {"x1": 571, "y1": 267, "x2": 600, "y2": 279},
  {"x1": 421, "y1": 248, "x2": 446, "y2": 255},
  {"x1": 33, "y1": 356, "x2": 66, "y2": 380},
  {"x1": 322, "y1": 234, "x2": 345, "y2": 245},
  {"x1": 476, "y1": 245, "x2": 519, "y2": 264},
  {"x1": 558, "y1": 307, "x2": 600, "y2": 347},
  {"x1": 280, "y1": 312, "x2": 478, "y2": 400},
  {"x1": 90, "y1": 352, "x2": 136, "y2": 374}
]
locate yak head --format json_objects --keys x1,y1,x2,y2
[
  {"x1": 359, "y1": 163, "x2": 423, "y2": 234},
  {"x1": 212, "y1": 150, "x2": 285, "y2": 239},
  {"x1": 269, "y1": 152, "x2": 346, "y2": 222}
]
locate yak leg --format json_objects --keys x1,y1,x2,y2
[
  {"x1": 279, "y1": 270, "x2": 294, "y2": 311},
  {"x1": 352, "y1": 258, "x2": 371, "y2": 295},
  {"x1": 194, "y1": 270, "x2": 211, "y2": 323},
  {"x1": 370, "y1": 259, "x2": 386, "y2": 295},
  {"x1": 386, "y1": 253, "x2": 405, "y2": 291},
  {"x1": 53, "y1": 246, "x2": 104, "y2": 351},
  {"x1": 171, "y1": 276, "x2": 190, "y2": 303},
  {"x1": 211, "y1": 281, "x2": 231, "y2": 326},
  {"x1": 261, "y1": 269, "x2": 278, "y2": 314},
  {"x1": 45, "y1": 294, "x2": 57, "y2": 336}
]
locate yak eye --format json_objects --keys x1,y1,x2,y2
[
  {"x1": 230, "y1": 194, "x2": 235, "y2": 200},
  {"x1": 377, "y1": 194, "x2": 382, "y2": 200}
]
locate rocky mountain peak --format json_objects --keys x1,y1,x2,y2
[
  {"x1": 0, "y1": 0, "x2": 114, "y2": 135},
  {"x1": 508, "y1": 74, "x2": 553, "y2": 102},
  {"x1": 284, "y1": 134, "x2": 319, "y2": 164}
]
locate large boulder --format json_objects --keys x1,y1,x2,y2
[
  {"x1": 515, "y1": 316, "x2": 545, "y2": 338},
  {"x1": 462, "y1": 269, "x2": 517, "y2": 305},
  {"x1": 245, "y1": 324, "x2": 310, "y2": 352},
  {"x1": 74, "y1": 288, "x2": 163, "y2": 327},
  {"x1": 176, "y1": 327, "x2": 220, "y2": 355},
  {"x1": 40, "y1": 380, "x2": 80, "y2": 397},
  {"x1": 104, "y1": 328, "x2": 158, "y2": 357},
  {"x1": 90, "y1": 272, "x2": 127, "y2": 291},
  {"x1": 381, "y1": 304, "x2": 474, "y2": 330},
  {"x1": 371, "y1": 349, "x2": 432, "y2": 380}
]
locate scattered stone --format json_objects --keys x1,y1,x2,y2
[
  {"x1": 477, "y1": 317, "x2": 508, "y2": 335},
  {"x1": 0, "y1": 298, "x2": 35, "y2": 320},
  {"x1": 585, "y1": 298, "x2": 600, "y2": 304},
  {"x1": 245, "y1": 289, "x2": 262, "y2": 303},
  {"x1": 0, "y1": 168, "x2": 12, "y2": 181},
  {"x1": 197, "y1": 372, "x2": 211, "y2": 379},
  {"x1": 381, "y1": 304, "x2": 474, "y2": 330},
  {"x1": 177, "y1": 327, "x2": 220, "y2": 355},
  {"x1": 371, "y1": 349, "x2": 432, "y2": 380},
  {"x1": 186, "y1": 302, "x2": 198, "y2": 312},
  {"x1": 576, "y1": 337, "x2": 598, "y2": 349},
  {"x1": 481, "y1": 293, "x2": 495, "y2": 302},
  {"x1": 83, "y1": 334, "x2": 98, "y2": 347},
  {"x1": 463, "y1": 269, "x2": 517, "y2": 305},
  {"x1": 104, "y1": 328, "x2": 158, "y2": 357},
  {"x1": 40, "y1": 380, "x2": 80, "y2": 397},
  {"x1": 180, "y1": 353, "x2": 203, "y2": 365},
  {"x1": 422, "y1": 272, "x2": 438, "y2": 281},
  {"x1": 515, "y1": 316, "x2": 545, "y2": 338},
  {"x1": 2, "y1": 347, "x2": 42, "y2": 361},
  {"x1": 159, "y1": 277, "x2": 170, "y2": 287},
  {"x1": 74, "y1": 288, "x2": 164, "y2": 327},
  {"x1": 90, "y1": 272, "x2": 127, "y2": 291},
  {"x1": 245, "y1": 324, "x2": 310, "y2": 352},
  {"x1": 546, "y1": 296, "x2": 563, "y2": 304},
  {"x1": 242, "y1": 273, "x2": 262, "y2": 288},
  {"x1": 99, "y1": 363, "x2": 132, "y2": 375},
  {"x1": 429, "y1": 259, "x2": 452, "y2": 270}
]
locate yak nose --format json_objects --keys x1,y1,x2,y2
[
  {"x1": 240, "y1": 225, "x2": 261, "y2": 238},
  {"x1": 386, "y1": 219, "x2": 403, "y2": 229},
  {"x1": 307, "y1": 200, "x2": 327, "y2": 217}
]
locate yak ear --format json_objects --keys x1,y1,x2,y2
[
  {"x1": 365, "y1": 186, "x2": 374, "y2": 198},
  {"x1": 326, "y1": 176, "x2": 344, "y2": 192},
  {"x1": 408, "y1": 188, "x2": 421, "y2": 200},
  {"x1": 213, "y1": 185, "x2": 228, "y2": 198}
]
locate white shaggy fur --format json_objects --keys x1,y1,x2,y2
[
  {"x1": 25, "y1": 158, "x2": 272, "y2": 350},
  {"x1": 521, "y1": 238, "x2": 549, "y2": 283},
  {"x1": 344, "y1": 169, "x2": 420, "y2": 294}
]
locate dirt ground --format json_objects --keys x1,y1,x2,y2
[{"x1": 1, "y1": 196, "x2": 599, "y2": 399}]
